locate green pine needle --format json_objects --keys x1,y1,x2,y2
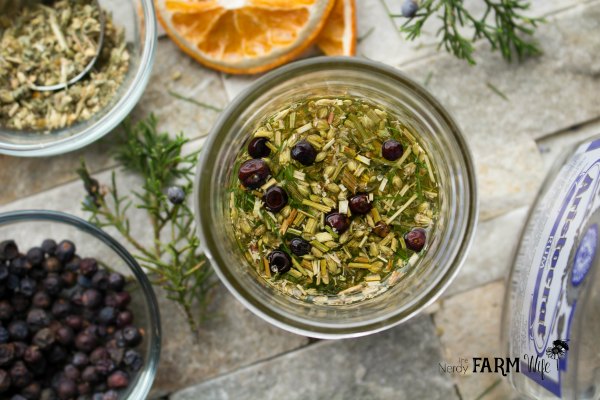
[{"x1": 77, "y1": 115, "x2": 215, "y2": 337}]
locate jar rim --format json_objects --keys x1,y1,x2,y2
[{"x1": 195, "y1": 56, "x2": 479, "y2": 338}]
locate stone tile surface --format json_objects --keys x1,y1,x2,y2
[
  {"x1": 172, "y1": 315, "x2": 458, "y2": 400},
  {"x1": 434, "y1": 281, "x2": 519, "y2": 399},
  {"x1": 0, "y1": 38, "x2": 225, "y2": 207},
  {"x1": 445, "y1": 207, "x2": 529, "y2": 297}
]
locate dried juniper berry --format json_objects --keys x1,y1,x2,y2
[
  {"x1": 56, "y1": 326, "x2": 74, "y2": 346},
  {"x1": 94, "y1": 358, "x2": 115, "y2": 376},
  {"x1": 75, "y1": 332, "x2": 97, "y2": 353},
  {"x1": 10, "y1": 361, "x2": 32, "y2": 388},
  {"x1": 55, "y1": 241, "x2": 76, "y2": 263},
  {"x1": 10, "y1": 257, "x2": 32, "y2": 277},
  {"x1": 0, "y1": 301, "x2": 12, "y2": 321},
  {"x1": 0, "y1": 327, "x2": 8, "y2": 344},
  {"x1": 23, "y1": 346, "x2": 44, "y2": 366},
  {"x1": 167, "y1": 186, "x2": 186, "y2": 205},
  {"x1": 91, "y1": 270, "x2": 109, "y2": 290},
  {"x1": 0, "y1": 369, "x2": 9, "y2": 392},
  {"x1": 105, "y1": 292, "x2": 130, "y2": 310},
  {"x1": 42, "y1": 274, "x2": 62, "y2": 296},
  {"x1": 263, "y1": 186, "x2": 288, "y2": 212},
  {"x1": 401, "y1": 0, "x2": 418, "y2": 18},
  {"x1": 7, "y1": 274, "x2": 21, "y2": 291},
  {"x1": 26, "y1": 248, "x2": 45, "y2": 266},
  {"x1": 97, "y1": 307, "x2": 117, "y2": 326},
  {"x1": 79, "y1": 258, "x2": 98, "y2": 278},
  {"x1": 82, "y1": 366, "x2": 100, "y2": 383},
  {"x1": 267, "y1": 251, "x2": 291, "y2": 275},
  {"x1": 47, "y1": 345, "x2": 68, "y2": 364},
  {"x1": 27, "y1": 309, "x2": 50, "y2": 331},
  {"x1": 60, "y1": 271, "x2": 77, "y2": 288},
  {"x1": 11, "y1": 293, "x2": 30, "y2": 313},
  {"x1": 289, "y1": 237, "x2": 311, "y2": 256},
  {"x1": 65, "y1": 315, "x2": 84, "y2": 331},
  {"x1": 63, "y1": 364, "x2": 80, "y2": 381},
  {"x1": 325, "y1": 212, "x2": 350, "y2": 234},
  {"x1": 0, "y1": 240, "x2": 19, "y2": 261},
  {"x1": 404, "y1": 228, "x2": 427, "y2": 252},
  {"x1": 51, "y1": 300, "x2": 71, "y2": 319},
  {"x1": 348, "y1": 193, "x2": 372, "y2": 215},
  {"x1": 9, "y1": 321, "x2": 29, "y2": 341},
  {"x1": 238, "y1": 159, "x2": 271, "y2": 189},
  {"x1": 0, "y1": 344, "x2": 15, "y2": 366},
  {"x1": 373, "y1": 221, "x2": 391, "y2": 238},
  {"x1": 22, "y1": 381, "x2": 42, "y2": 399},
  {"x1": 32, "y1": 328, "x2": 54, "y2": 350},
  {"x1": 41, "y1": 240, "x2": 57, "y2": 256},
  {"x1": 123, "y1": 349, "x2": 143, "y2": 372},
  {"x1": 20, "y1": 277, "x2": 37, "y2": 297},
  {"x1": 81, "y1": 289, "x2": 102, "y2": 309},
  {"x1": 0, "y1": 265, "x2": 8, "y2": 281},
  {"x1": 102, "y1": 390, "x2": 119, "y2": 400},
  {"x1": 107, "y1": 273, "x2": 125, "y2": 292},
  {"x1": 248, "y1": 137, "x2": 272, "y2": 158},
  {"x1": 107, "y1": 370, "x2": 129, "y2": 389},
  {"x1": 115, "y1": 310, "x2": 133, "y2": 328},
  {"x1": 381, "y1": 139, "x2": 404, "y2": 161},
  {"x1": 55, "y1": 378, "x2": 77, "y2": 400},
  {"x1": 42, "y1": 257, "x2": 61, "y2": 274},
  {"x1": 72, "y1": 352, "x2": 89, "y2": 368},
  {"x1": 291, "y1": 140, "x2": 317, "y2": 166}
]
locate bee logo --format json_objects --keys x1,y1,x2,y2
[{"x1": 546, "y1": 339, "x2": 569, "y2": 360}]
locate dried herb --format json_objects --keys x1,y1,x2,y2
[
  {"x1": 229, "y1": 97, "x2": 439, "y2": 304},
  {"x1": 388, "y1": 0, "x2": 544, "y2": 65},
  {"x1": 0, "y1": 0, "x2": 129, "y2": 131},
  {"x1": 77, "y1": 115, "x2": 215, "y2": 335}
]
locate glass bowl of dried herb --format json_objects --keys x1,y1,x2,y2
[
  {"x1": 0, "y1": 0, "x2": 157, "y2": 157},
  {"x1": 195, "y1": 57, "x2": 478, "y2": 339},
  {"x1": 0, "y1": 210, "x2": 161, "y2": 398}
]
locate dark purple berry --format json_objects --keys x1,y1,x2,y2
[
  {"x1": 107, "y1": 370, "x2": 129, "y2": 389},
  {"x1": 10, "y1": 257, "x2": 32, "y2": 277},
  {"x1": 0, "y1": 369, "x2": 9, "y2": 392},
  {"x1": 0, "y1": 327, "x2": 8, "y2": 344},
  {"x1": 55, "y1": 241, "x2": 76, "y2": 263},
  {"x1": 289, "y1": 237, "x2": 311, "y2": 256},
  {"x1": 263, "y1": 186, "x2": 288, "y2": 212},
  {"x1": 247, "y1": 137, "x2": 271, "y2": 158},
  {"x1": 75, "y1": 332, "x2": 97, "y2": 353},
  {"x1": 291, "y1": 140, "x2": 317, "y2": 166},
  {"x1": 42, "y1": 257, "x2": 62, "y2": 273},
  {"x1": 325, "y1": 212, "x2": 350, "y2": 234},
  {"x1": 381, "y1": 139, "x2": 404, "y2": 161},
  {"x1": 81, "y1": 289, "x2": 102, "y2": 309},
  {"x1": 115, "y1": 310, "x2": 133, "y2": 328},
  {"x1": 94, "y1": 358, "x2": 115, "y2": 376},
  {"x1": 56, "y1": 326, "x2": 74, "y2": 346},
  {"x1": 8, "y1": 273, "x2": 21, "y2": 290},
  {"x1": 349, "y1": 193, "x2": 372, "y2": 215},
  {"x1": 60, "y1": 271, "x2": 77, "y2": 288},
  {"x1": 40, "y1": 388, "x2": 57, "y2": 400},
  {"x1": 77, "y1": 275, "x2": 92, "y2": 288},
  {"x1": 12, "y1": 342, "x2": 27, "y2": 359},
  {"x1": 11, "y1": 293, "x2": 30, "y2": 313},
  {"x1": 404, "y1": 228, "x2": 427, "y2": 252},
  {"x1": 9, "y1": 321, "x2": 29, "y2": 341},
  {"x1": 65, "y1": 315, "x2": 84, "y2": 331},
  {"x1": 72, "y1": 352, "x2": 89, "y2": 368},
  {"x1": 238, "y1": 159, "x2": 271, "y2": 189},
  {"x1": 122, "y1": 326, "x2": 142, "y2": 347},
  {"x1": 102, "y1": 390, "x2": 119, "y2": 400},
  {"x1": 401, "y1": 0, "x2": 418, "y2": 18},
  {"x1": 63, "y1": 364, "x2": 80, "y2": 381},
  {"x1": 23, "y1": 346, "x2": 44, "y2": 366},
  {"x1": 78, "y1": 382, "x2": 92, "y2": 395},
  {"x1": 32, "y1": 292, "x2": 51, "y2": 309},
  {"x1": 0, "y1": 344, "x2": 15, "y2": 366},
  {"x1": 42, "y1": 274, "x2": 62, "y2": 296},
  {"x1": 19, "y1": 277, "x2": 36, "y2": 297},
  {"x1": 107, "y1": 273, "x2": 125, "y2": 292},
  {"x1": 107, "y1": 347, "x2": 124, "y2": 365},
  {"x1": 0, "y1": 301, "x2": 12, "y2": 321},
  {"x1": 105, "y1": 292, "x2": 130, "y2": 310},
  {"x1": 26, "y1": 248, "x2": 45, "y2": 266},
  {"x1": 82, "y1": 366, "x2": 100, "y2": 383},
  {"x1": 0, "y1": 240, "x2": 19, "y2": 261},
  {"x1": 373, "y1": 221, "x2": 391, "y2": 238},
  {"x1": 90, "y1": 347, "x2": 109, "y2": 364},
  {"x1": 27, "y1": 309, "x2": 50, "y2": 331},
  {"x1": 97, "y1": 307, "x2": 117, "y2": 326},
  {"x1": 32, "y1": 328, "x2": 54, "y2": 350},
  {"x1": 47, "y1": 345, "x2": 67, "y2": 364},
  {"x1": 22, "y1": 382, "x2": 42, "y2": 399},
  {"x1": 79, "y1": 258, "x2": 98, "y2": 278},
  {"x1": 267, "y1": 251, "x2": 291, "y2": 274},
  {"x1": 51, "y1": 299, "x2": 71, "y2": 319},
  {"x1": 10, "y1": 361, "x2": 32, "y2": 388},
  {"x1": 0, "y1": 265, "x2": 8, "y2": 281},
  {"x1": 123, "y1": 350, "x2": 143, "y2": 372},
  {"x1": 41, "y1": 239, "x2": 57, "y2": 256},
  {"x1": 55, "y1": 378, "x2": 77, "y2": 400},
  {"x1": 167, "y1": 186, "x2": 186, "y2": 205},
  {"x1": 65, "y1": 256, "x2": 81, "y2": 272},
  {"x1": 91, "y1": 271, "x2": 109, "y2": 291}
]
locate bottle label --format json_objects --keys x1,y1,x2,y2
[{"x1": 510, "y1": 139, "x2": 600, "y2": 397}]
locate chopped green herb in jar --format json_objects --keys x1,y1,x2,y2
[
  {"x1": 229, "y1": 96, "x2": 439, "y2": 303},
  {"x1": 0, "y1": 0, "x2": 129, "y2": 131}
]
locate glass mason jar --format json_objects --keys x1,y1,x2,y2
[{"x1": 194, "y1": 57, "x2": 478, "y2": 339}]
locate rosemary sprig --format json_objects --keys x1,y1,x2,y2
[
  {"x1": 393, "y1": 0, "x2": 544, "y2": 64},
  {"x1": 77, "y1": 115, "x2": 215, "y2": 336}
]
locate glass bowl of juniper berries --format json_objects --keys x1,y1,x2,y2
[{"x1": 0, "y1": 210, "x2": 161, "y2": 399}]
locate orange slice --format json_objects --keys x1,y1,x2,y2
[
  {"x1": 156, "y1": 0, "x2": 335, "y2": 74},
  {"x1": 316, "y1": 0, "x2": 356, "y2": 56}
]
